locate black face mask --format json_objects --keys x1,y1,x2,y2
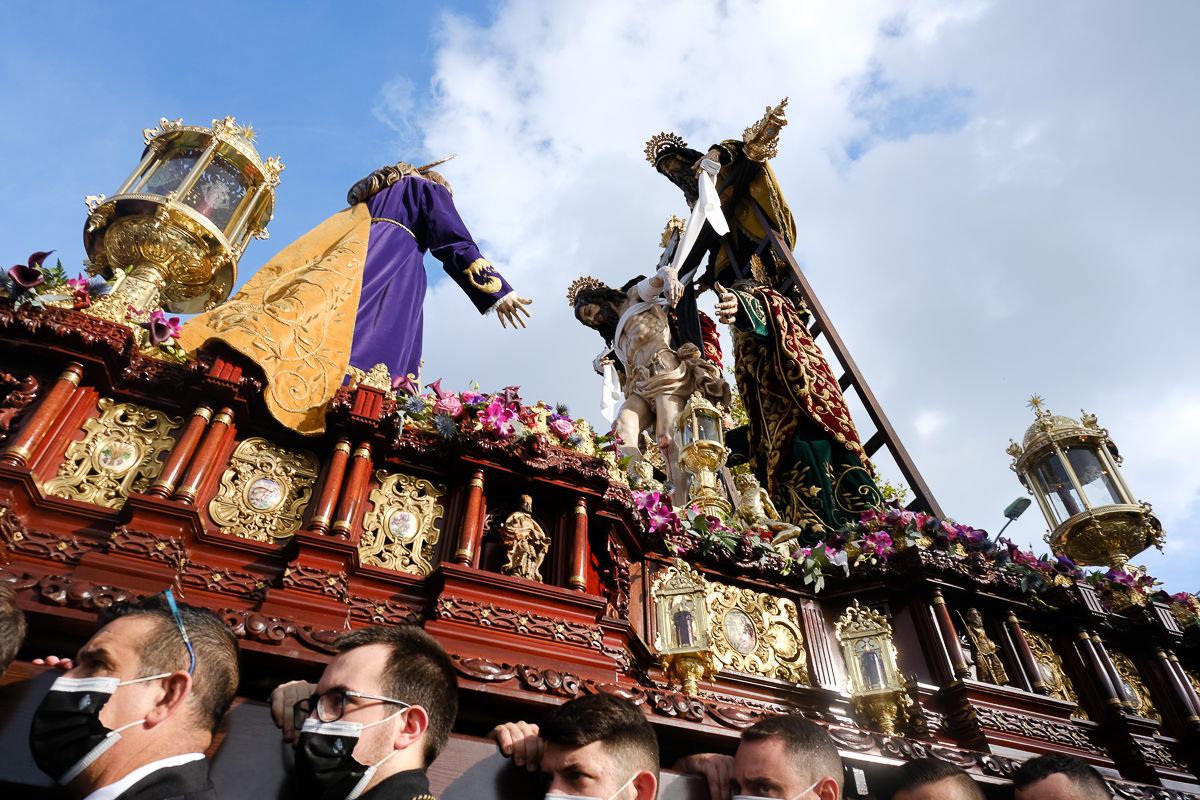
[
  {"x1": 294, "y1": 717, "x2": 399, "y2": 800},
  {"x1": 29, "y1": 673, "x2": 169, "y2": 784}
]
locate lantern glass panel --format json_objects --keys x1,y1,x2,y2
[
  {"x1": 682, "y1": 420, "x2": 695, "y2": 447},
  {"x1": 697, "y1": 412, "x2": 720, "y2": 443},
  {"x1": 855, "y1": 639, "x2": 885, "y2": 689},
  {"x1": 1064, "y1": 445, "x2": 1123, "y2": 507},
  {"x1": 1032, "y1": 454, "x2": 1084, "y2": 520},
  {"x1": 139, "y1": 147, "x2": 204, "y2": 196},
  {"x1": 182, "y1": 154, "x2": 248, "y2": 231}
]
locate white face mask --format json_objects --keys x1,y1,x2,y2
[
  {"x1": 546, "y1": 773, "x2": 636, "y2": 800},
  {"x1": 732, "y1": 776, "x2": 824, "y2": 800}
]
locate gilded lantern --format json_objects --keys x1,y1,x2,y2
[
  {"x1": 834, "y1": 600, "x2": 910, "y2": 734},
  {"x1": 1007, "y1": 397, "x2": 1162, "y2": 567},
  {"x1": 83, "y1": 116, "x2": 283, "y2": 316},
  {"x1": 675, "y1": 391, "x2": 731, "y2": 517},
  {"x1": 651, "y1": 560, "x2": 715, "y2": 695}
]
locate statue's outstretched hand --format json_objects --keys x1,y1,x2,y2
[
  {"x1": 663, "y1": 268, "x2": 684, "y2": 307},
  {"x1": 714, "y1": 283, "x2": 739, "y2": 325},
  {"x1": 495, "y1": 293, "x2": 533, "y2": 330}
]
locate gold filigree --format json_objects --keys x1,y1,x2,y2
[
  {"x1": 651, "y1": 561, "x2": 714, "y2": 696},
  {"x1": 143, "y1": 117, "x2": 183, "y2": 145},
  {"x1": 463, "y1": 257, "x2": 503, "y2": 293},
  {"x1": 359, "y1": 469, "x2": 445, "y2": 575},
  {"x1": 742, "y1": 98, "x2": 788, "y2": 163},
  {"x1": 834, "y1": 600, "x2": 910, "y2": 735},
  {"x1": 644, "y1": 131, "x2": 689, "y2": 165},
  {"x1": 1023, "y1": 629, "x2": 1088, "y2": 719},
  {"x1": 1109, "y1": 651, "x2": 1161, "y2": 722},
  {"x1": 208, "y1": 437, "x2": 318, "y2": 542},
  {"x1": 566, "y1": 276, "x2": 607, "y2": 307},
  {"x1": 706, "y1": 581, "x2": 808, "y2": 685},
  {"x1": 43, "y1": 399, "x2": 181, "y2": 509}
]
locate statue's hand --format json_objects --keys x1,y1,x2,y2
[
  {"x1": 495, "y1": 293, "x2": 533, "y2": 330},
  {"x1": 714, "y1": 283, "x2": 739, "y2": 325},
  {"x1": 694, "y1": 147, "x2": 723, "y2": 174},
  {"x1": 662, "y1": 267, "x2": 684, "y2": 307},
  {"x1": 593, "y1": 353, "x2": 613, "y2": 375}
]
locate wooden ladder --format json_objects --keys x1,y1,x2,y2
[{"x1": 728, "y1": 206, "x2": 945, "y2": 517}]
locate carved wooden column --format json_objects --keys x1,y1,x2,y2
[
  {"x1": 0, "y1": 362, "x2": 83, "y2": 467},
  {"x1": 1091, "y1": 633, "x2": 1132, "y2": 710},
  {"x1": 1156, "y1": 648, "x2": 1200, "y2": 728},
  {"x1": 800, "y1": 599, "x2": 840, "y2": 690},
  {"x1": 1077, "y1": 629, "x2": 1122, "y2": 710},
  {"x1": 174, "y1": 407, "x2": 234, "y2": 504},
  {"x1": 567, "y1": 497, "x2": 588, "y2": 590},
  {"x1": 931, "y1": 590, "x2": 970, "y2": 680},
  {"x1": 307, "y1": 439, "x2": 351, "y2": 535},
  {"x1": 454, "y1": 470, "x2": 485, "y2": 566},
  {"x1": 1007, "y1": 611, "x2": 1049, "y2": 695},
  {"x1": 147, "y1": 406, "x2": 212, "y2": 498},
  {"x1": 331, "y1": 443, "x2": 372, "y2": 541}
]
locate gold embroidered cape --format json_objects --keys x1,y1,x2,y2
[{"x1": 178, "y1": 205, "x2": 372, "y2": 435}]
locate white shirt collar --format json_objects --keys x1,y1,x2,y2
[{"x1": 82, "y1": 753, "x2": 205, "y2": 800}]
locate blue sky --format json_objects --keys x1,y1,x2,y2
[
  {"x1": 2, "y1": 1, "x2": 1197, "y2": 593},
  {"x1": 0, "y1": 1, "x2": 494, "y2": 282}
]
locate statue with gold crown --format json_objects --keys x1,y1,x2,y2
[
  {"x1": 644, "y1": 101, "x2": 882, "y2": 540},
  {"x1": 179, "y1": 158, "x2": 533, "y2": 435}
]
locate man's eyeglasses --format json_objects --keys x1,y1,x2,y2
[
  {"x1": 163, "y1": 588, "x2": 196, "y2": 675},
  {"x1": 292, "y1": 688, "x2": 411, "y2": 730}
]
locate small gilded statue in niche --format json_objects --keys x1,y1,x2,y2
[
  {"x1": 500, "y1": 495, "x2": 549, "y2": 582},
  {"x1": 961, "y1": 607, "x2": 1009, "y2": 686}
]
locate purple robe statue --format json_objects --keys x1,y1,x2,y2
[{"x1": 350, "y1": 173, "x2": 512, "y2": 381}]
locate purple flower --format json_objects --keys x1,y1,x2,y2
[
  {"x1": 480, "y1": 399, "x2": 517, "y2": 437},
  {"x1": 8, "y1": 250, "x2": 53, "y2": 293},
  {"x1": 434, "y1": 413, "x2": 457, "y2": 439},
  {"x1": 392, "y1": 374, "x2": 421, "y2": 396},
  {"x1": 550, "y1": 418, "x2": 574, "y2": 439},
  {"x1": 461, "y1": 391, "x2": 485, "y2": 405},
  {"x1": 141, "y1": 309, "x2": 181, "y2": 345}
]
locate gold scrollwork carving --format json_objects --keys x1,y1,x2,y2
[
  {"x1": 706, "y1": 582, "x2": 808, "y2": 685},
  {"x1": 359, "y1": 469, "x2": 445, "y2": 575},
  {"x1": 1023, "y1": 629, "x2": 1088, "y2": 720},
  {"x1": 1109, "y1": 651, "x2": 1161, "y2": 722},
  {"x1": 208, "y1": 437, "x2": 318, "y2": 542},
  {"x1": 43, "y1": 398, "x2": 181, "y2": 509}
]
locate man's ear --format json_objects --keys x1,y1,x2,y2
[
  {"x1": 145, "y1": 671, "x2": 193, "y2": 727},
  {"x1": 393, "y1": 705, "x2": 431, "y2": 752},
  {"x1": 632, "y1": 770, "x2": 657, "y2": 800},
  {"x1": 816, "y1": 776, "x2": 839, "y2": 800}
]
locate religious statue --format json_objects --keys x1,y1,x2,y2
[
  {"x1": 733, "y1": 472, "x2": 802, "y2": 552},
  {"x1": 569, "y1": 270, "x2": 730, "y2": 506},
  {"x1": 500, "y1": 495, "x2": 549, "y2": 582},
  {"x1": 961, "y1": 608, "x2": 1009, "y2": 686},
  {"x1": 179, "y1": 159, "x2": 533, "y2": 435},
  {"x1": 645, "y1": 100, "x2": 881, "y2": 539}
]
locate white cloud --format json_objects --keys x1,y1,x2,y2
[{"x1": 393, "y1": 0, "x2": 1200, "y2": 589}]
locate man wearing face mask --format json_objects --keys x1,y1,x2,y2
[
  {"x1": 678, "y1": 714, "x2": 842, "y2": 800},
  {"x1": 288, "y1": 625, "x2": 457, "y2": 800},
  {"x1": 27, "y1": 591, "x2": 239, "y2": 800},
  {"x1": 490, "y1": 693, "x2": 658, "y2": 800}
]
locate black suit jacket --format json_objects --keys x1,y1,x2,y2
[{"x1": 118, "y1": 759, "x2": 216, "y2": 800}]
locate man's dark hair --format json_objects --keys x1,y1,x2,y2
[
  {"x1": 892, "y1": 757, "x2": 983, "y2": 799},
  {"x1": 541, "y1": 693, "x2": 659, "y2": 780},
  {"x1": 0, "y1": 583, "x2": 27, "y2": 674},
  {"x1": 742, "y1": 714, "x2": 843, "y2": 791},
  {"x1": 107, "y1": 596, "x2": 239, "y2": 734},
  {"x1": 334, "y1": 625, "x2": 458, "y2": 767},
  {"x1": 1012, "y1": 754, "x2": 1110, "y2": 798}
]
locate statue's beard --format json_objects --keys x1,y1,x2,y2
[
  {"x1": 587, "y1": 303, "x2": 621, "y2": 344},
  {"x1": 662, "y1": 164, "x2": 700, "y2": 207}
]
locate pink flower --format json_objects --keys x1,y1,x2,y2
[
  {"x1": 550, "y1": 418, "x2": 574, "y2": 439},
  {"x1": 434, "y1": 395, "x2": 464, "y2": 418},
  {"x1": 479, "y1": 399, "x2": 516, "y2": 437},
  {"x1": 142, "y1": 309, "x2": 181, "y2": 345}
]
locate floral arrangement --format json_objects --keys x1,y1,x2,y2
[
  {"x1": 633, "y1": 491, "x2": 1196, "y2": 615},
  {"x1": 125, "y1": 305, "x2": 187, "y2": 362},
  {"x1": 0, "y1": 250, "x2": 112, "y2": 309},
  {"x1": 396, "y1": 381, "x2": 618, "y2": 463}
]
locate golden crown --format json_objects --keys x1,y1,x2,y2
[
  {"x1": 566, "y1": 276, "x2": 607, "y2": 306},
  {"x1": 644, "y1": 131, "x2": 689, "y2": 165}
]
